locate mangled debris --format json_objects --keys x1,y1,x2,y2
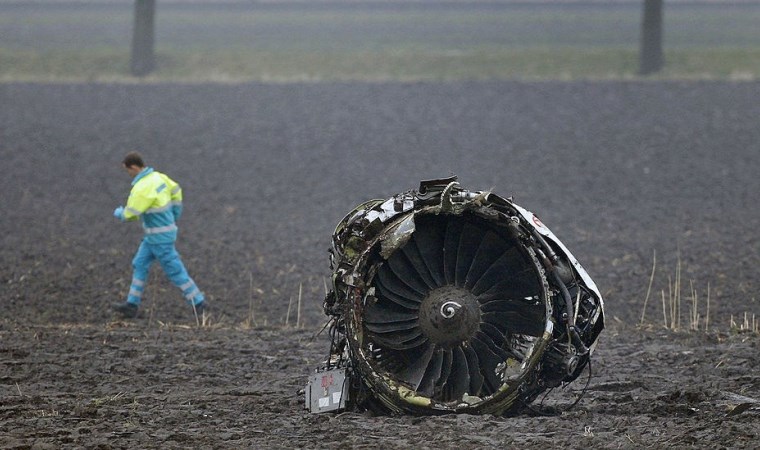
[{"x1": 307, "y1": 177, "x2": 604, "y2": 415}]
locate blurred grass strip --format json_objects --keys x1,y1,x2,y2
[
  {"x1": 2, "y1": 47, "x2": 759, "y2": 83},
  {"x1": 0, "y1": 48, "x2": 130, "y2": 82}
]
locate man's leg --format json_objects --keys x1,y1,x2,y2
[
  {"x1": 127, "y1": 240, "x2": 155, "y2": 306},
  {"x1": 115, "y1": 240, "x2": 155, "y2": 318},
  {"x1": 153, "y1": 243, "x2": 205, "y2": 307}
]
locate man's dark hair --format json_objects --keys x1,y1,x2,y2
[{"x1": 123, "y1": 152, "x2": 145, "y2": 168}]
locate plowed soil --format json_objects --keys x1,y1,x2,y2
[{"x1": 1, "y1": 81, "x2": 759, "y2": 449}]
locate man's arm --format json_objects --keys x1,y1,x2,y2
[
  {"x1": 163, "y1": 174, "x2": 183, "y2": 221},
  {"x1": 121, "y1": 184, "x2": 156, "y2": 221}
]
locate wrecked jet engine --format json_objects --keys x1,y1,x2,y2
[{"x1": 307, "y1": 177, "x2": 604, "y2": 416}]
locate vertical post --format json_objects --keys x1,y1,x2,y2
[
  {"x1": 639, "y1": 0, "x2": 664, "y2": 75},
  {"x1": 130, "y1": 0, "x2": 156, "y2": 77}
]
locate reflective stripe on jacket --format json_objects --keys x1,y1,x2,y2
[{"x1": 123, "y1": 167, "x2": 183, "y2": 244}]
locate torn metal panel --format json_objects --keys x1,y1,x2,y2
[
  {"x1": 310, "y1": 177, "x2": 605, "y2": 416},
  {"x1": 305, "y1": 368, "x2": 349, "y2": 413}
]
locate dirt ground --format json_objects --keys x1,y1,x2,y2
[{"x1": 1, "y1": 81, "x2": 759, "y2": 448}]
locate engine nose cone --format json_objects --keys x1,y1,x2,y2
[{"x1": 418, "y1": 286, "x2": 480, "y2": 346}]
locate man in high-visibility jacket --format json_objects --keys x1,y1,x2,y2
[{"x1": 113, "y1": 152, "x2": 206, "y2": 319}]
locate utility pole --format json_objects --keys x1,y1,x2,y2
[
  {"x1": 639, "y1": 0, "x2": 664, "y2": 75},
  {"x1": 130, "y1": 0, "x2": 156, "y2": 77}
]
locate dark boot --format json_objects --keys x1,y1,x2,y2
[
  {"x1": 114, "y1": 302, "x2": 139, "y2": 319},
  {"x1": 192, "y1": 301, "x2": 206, "y2": 316}
]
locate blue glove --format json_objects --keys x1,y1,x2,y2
[{"x1": 113, "y1": 206, "x2": 125, "y2": 221}]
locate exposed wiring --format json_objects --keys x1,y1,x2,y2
[{"x1": 564, "y1": 357, "x2": 593, "y2": 412}]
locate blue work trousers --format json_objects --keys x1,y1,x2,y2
[{"x1": 126, "y1": 240, "x2": 204, "y2": 306}]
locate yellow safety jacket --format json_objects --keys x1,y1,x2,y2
[{"x1": 123, "y1": 167, "x2": 183, "y2": 244}]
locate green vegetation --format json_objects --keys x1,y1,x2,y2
[{"x1": 1, "y1": 3, "x2": 759, "y2": 82}]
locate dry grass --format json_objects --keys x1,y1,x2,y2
[
  {"x1": 237, "y1": 278, "x2": 316, "y2": 331},
  {"x1": 730, "y1": 311, "x2": 759, "y2": 334},
  {"x1": 640, "y1": 249, "x2": 713, "y2": 332},
  {"x1": 284, "y1": 282, "x2": 305, "y2": 328},
  {"x1": 639, "y1": 249, "x2": 759, "y2": 335}
]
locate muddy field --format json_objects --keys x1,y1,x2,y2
[{"x1": 1, "y1": 81, "x2": 759, "y2": 448}]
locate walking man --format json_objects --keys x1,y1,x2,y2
[{"x1": 113, "y1": 152, "x2": 206, "y2": 319}]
